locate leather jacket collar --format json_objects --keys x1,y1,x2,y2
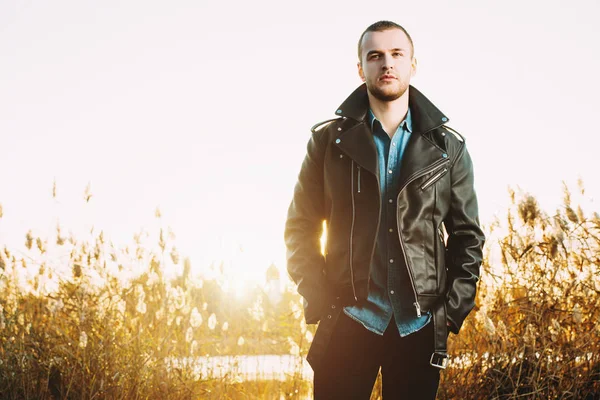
[
  {"x1": 332, "y1": 84, "x2": 451, "y2": 179},
  {"x1": 334, "y1": 83, "x2": 449, "y2": 136}
]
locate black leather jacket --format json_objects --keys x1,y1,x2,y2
[{"x1": 284, "y1": 84, "x2": 485, "y2": 335}]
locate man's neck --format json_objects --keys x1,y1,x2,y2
[{"x1": 367, "y1": 89, "x2": 410, "y2": 138}]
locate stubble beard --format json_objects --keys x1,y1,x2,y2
[{"x1": 366, "y1": 79, "x2": 408, "y2": 102}]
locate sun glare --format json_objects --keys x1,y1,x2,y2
[{"x1": 320, "y1": 220, "x2": 327, "y2": 256}]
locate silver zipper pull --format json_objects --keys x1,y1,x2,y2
[{"x1": 414, "y1": 302, "x2": 422, "y2": 317}]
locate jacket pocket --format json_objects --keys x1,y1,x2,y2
[
  {"x1": 435, "y1": 226, "x2": 447, "y2": 291},
  {"x1": 421, "y1": 167, "x2": 448, "y2": 190},
  {"x1": 422, "y1": 220, "x2": 438, "y2": 293}
]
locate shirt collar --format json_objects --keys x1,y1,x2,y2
[{"x1": 368, "y1": 108, "x2": 413, "y2": 134}]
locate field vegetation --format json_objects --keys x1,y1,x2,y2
[{"x1": 0, "y1": 184, "x2": 598, "y2": 399}]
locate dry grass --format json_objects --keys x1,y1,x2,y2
[
  {"x1": 439, "y1": 184, "x2": 600, "y2": 399},
  {"x1": 0, "y1": 201, "x2": 313, "y2": 399},
  {"x1": 0, "y1": 183, "x2": 599, "y2": 399}
]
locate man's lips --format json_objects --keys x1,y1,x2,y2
[{"x1": 379, "y1": 74, "x2": 397, "y2": 81}]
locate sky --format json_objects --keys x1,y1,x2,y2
[{"x1": 1, "y1": 0, "x2": 599, "y2": 283}]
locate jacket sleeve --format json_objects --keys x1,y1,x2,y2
[
  {"x1": 284, "y1": 130, "x2": 331, "y2": 324},
  {"x1": 443, "y1": 143, "x2": 485, "y2": 334}
]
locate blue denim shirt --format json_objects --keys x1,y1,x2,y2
[{"x1": 344, "y1": 108, "x2": 432, "y2": 336}]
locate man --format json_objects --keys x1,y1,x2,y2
[{"x1": 285, "y1": 21, "x2": 485, "y2": 399}]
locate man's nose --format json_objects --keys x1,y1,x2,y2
[{"x1": 381, "y1": 54, "x2": 394, "y2": 69}]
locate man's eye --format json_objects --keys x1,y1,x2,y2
[
  {"x1": 369, "y1": 54, "x2": 380, "y2": 60},
  {"x1": 393, "y1": 52, "x2": 403, "y2": 57}
]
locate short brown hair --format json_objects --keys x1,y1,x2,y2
[{"x1": 357, "y1": 20, "x2": 414, "y2": 61}]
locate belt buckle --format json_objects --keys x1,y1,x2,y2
[{"x1": 429, "y1": 352, "x2": 449, "y2": 370}]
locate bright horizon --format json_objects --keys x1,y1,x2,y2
[{"x1": 1, "y1": 0, "x2": 599, "y2": 283}]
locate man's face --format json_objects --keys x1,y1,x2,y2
[{"x1": 358, "y1": 29, "x2": 417, "y2": 102}]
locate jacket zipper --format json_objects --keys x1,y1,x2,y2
[
  {"x1": 357, "y1": 165, "x2": 361, "y2": 193},
  {"x1": 349, "y1": 160, "x2": 358, "y2": 301},
  {"x1": 415, "y1": 301, "x2": 421, "y2": 317},
  {"x1": 399, "y1": 158, "x2": 450, "y2": 194},
  {"x1": 420, "y1": 167, "x2": 448, "y2": 190},
  {"x1": 397, "y1": 157, "x2": 451, "y2": 317}
]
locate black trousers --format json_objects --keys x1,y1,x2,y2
[{"x1": 313, "y1": 311, "x2": 441, "y2": 400}]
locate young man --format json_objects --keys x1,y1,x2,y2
[{"x1": 285, "y1": 21, "x2": 485, "y2": 399}]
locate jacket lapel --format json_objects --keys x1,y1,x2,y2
[
  {"x1": 332, "y1": 85, "x2": 378, "y2": 177},
  {"x1": 335, "y1": 122, "x2": 379, "y2": 177}
]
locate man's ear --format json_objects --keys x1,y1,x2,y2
[
  {"x1": 357, "y1": 62, "x2": 365, "y2": 82},
  {"x1": 411, "y1": 57, "x2": 418, "y2": 78}
]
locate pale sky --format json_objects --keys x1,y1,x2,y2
[{"x1": 1, "y1": 0, "x2": 599, "y2": 282}]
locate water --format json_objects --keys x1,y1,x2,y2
[{"x1": 166, "y1": 354, "x2": 314, "y2": 382}]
